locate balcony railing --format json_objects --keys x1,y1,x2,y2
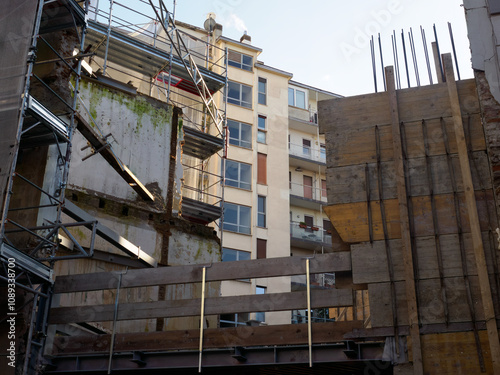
[
  {"x1": 289, "y1": 182, "x2": 327, "y2": 202},
  {"x1": 289, "y1": 142, "x2": 325, "y2": 164},
  {"x1": 290, "y1": 221, "x2": 332, "y2": 244},
  {"x1": 289, "y1": 107, "x2": 318, "y2": 125}
]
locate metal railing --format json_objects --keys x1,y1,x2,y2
[
  {"x1": 289, "y1": 142, "x2": 326, "y2": 163},
  {"x1": 289, "y1": 106, "x2": 318, "y2": 125},
  {"x1": 289, "y1": 182, "x2": 327, "y2": 202},
  {"x1": 290, "y1": 222, "x2": 332, "y2": 245}
]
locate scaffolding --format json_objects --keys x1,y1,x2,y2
[
  {"x1": 0, "y1": 1, "x2": 88, "y2": 373},
  {"x1": 85, "y1": 0, "x2": 228, "y2": 225},
  {"x1": 0, "y1": 1, "x2": 227, "y2": 373}
]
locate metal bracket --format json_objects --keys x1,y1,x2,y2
[
  {"x1": 231, "y1": 347, "x2": 247, "y2": 362},
  {"x1": 343, "y1": 340, "x2": 359, "y2": 359}
]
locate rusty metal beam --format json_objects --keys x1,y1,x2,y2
[{"x1": 44, "y1": 343, "x2": 389, "y2": 374}]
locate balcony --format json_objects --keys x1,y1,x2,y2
[
  {"x1": 290, "y1": 221, "x2": 332, "y2": 251},
  {"x1": 288, "y1": 107, "x2": 318, "y2": 134},
  {"x1": 289, "y1": 182, "x2": 327, "y2": 211},
  {"x1": 288, "y1": 142, "x2": 326, "y2": 173}
]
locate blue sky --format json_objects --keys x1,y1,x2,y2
[{"x1": 167, "y1": 0, "x2": 471, "y2": 96}]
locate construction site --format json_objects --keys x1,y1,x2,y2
[{"x1": 2, "y1": 0, "x2": 500, "y2": 374}]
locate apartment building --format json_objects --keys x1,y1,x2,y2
[{"x1": 176, "y1": 16, "x2": 340, "y2": 326}]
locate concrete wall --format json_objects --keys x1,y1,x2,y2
[{"x1": 69, "y1": 79, "x2": 172, "y2": 203}]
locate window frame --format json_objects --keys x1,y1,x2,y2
[
  {"x1": 228, "y1": 81, "x2": 252, "y2": 108},
  {"x1": 255, "y1": 286, "x2": 266, "y2": 322},
  {"x1": 222, "y1": 247, "x2": 251, "y2": 262},
  {"x1": 258, "y1": 77, "x2": 267, "y2": 105},
  {"x1": 227, "y1": 119, "x2": 252, "y2": 149},
  {"x1": 227, "y1": 49, "x2": 253, "y2": 71},
  {"x1": 288, "y1": 87, "x2": 308, "y2": 109},
  {"x1": 225, "y1": 159, "x2": 252, "y2": 190},
  {"x1": 257, "y1": 115, "x2": 267, "y2": 144},
  {"x1": 257, "y1": 195, "x2": 266, "y2": 228},
  {"x1": 223, "y1": 202, "x2": 251, "y2": 234},
  {"x1": 220, "y1": 312, "x2": 250, "y2": 327}
]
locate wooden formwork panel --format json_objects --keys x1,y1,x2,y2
[
  {"x1": 327, "y1": 151, "x2": 491, "y2": 204},
  {"x1": 324, "y1": 190, "x2": 497, "y2": 243},
  {"x1": 323, "y1": 110, "x2": 484, "y2": 169},
  {"x1": 368, "y1": 275, "x2": 500, "y2": 327},
  {"x1": 414, "y1": 331, "x2": 494, "y2": 374},
  {"x1": 351, "y1": 232, "x2": 499, "y2": 284},
  {"x1": 319, "y1": 80, "x2": 479, "y2": 135}
]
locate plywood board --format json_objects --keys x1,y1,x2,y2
[
  {"x1": 325, "y1": 192, "x2": 497, "y2": 243},
  {"x1": 368, "y1": 281, "x2": 408, "y2": 328},
  {"x1": 326, "y1": 151, "x2": 491, "y2": 204},
  {"x1": 322, "y1": 112, "x2": 484, "y2": 169},
  {"x1": 324, "y1": 199, "x2": 401, "y2": 243},
  {"x1": 319, "y1": 80, "x2": 479, "y2": 136},
  {"x1": 419, "y1": 331, "x2": 493, "y2": 374}
]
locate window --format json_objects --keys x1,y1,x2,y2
[
  {"x1": 288, "y1": 87, "x2": 307, "y2": 109},
  {"x1": 224, "y1": 203, "x2": 251, "y2": 234},
  {"x1": 228, "y1": 119, "x2": 251, "y2": 149},
  {"x1": 255, "y1": 286, "x2": 266, "y2": 322},
  {"x1": 258, "y1": 77, "x2": 267, "y2": 105},
  {"x1": 320, "y1": 144, "x2": 326, "y2": 160},
  {"x1": 220, "y1": 313, "x2": 249, "y2": 327},
  {"x1": 322, "y1": 179, "x2": 327, "y2": 197},
  {"x1": 257, "y1": 153, "x2": 267, "y2": 185},
  {"x1": 257, "y1": 115, "x2": 266, "y2": 144},
  {"x1": 257, "y1": 196, "x2": 266, "y2": 228},
  {"x1": 225, "y1": 160, "x2": 251, "y2": 190},
  {"x1": 228, "y1": 81, "x2": 252, "y2": 108},
  {"x1": 303, "y1": 139, "x2": 311, "y2": 157},
  {"x1": 228, "y1": 49, "x2": 253, "y2": 71},
  {"x1": 257, "y1": 239, "x2": 267, "y2": 259},
  {"x1": 222, "y1": 248, "x2": 251, "y2": 262}
]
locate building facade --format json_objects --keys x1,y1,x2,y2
[{"x1": 177, "y1": 17, "x2": 340, "y2": 326}]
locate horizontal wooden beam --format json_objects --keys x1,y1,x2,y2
[
  {"x1": 49, "y1": 288, "x2": 353, "y2": 324},
  {"x1": 51, "y1": 321, "x2": 363, "y2": 355},
  {"x1": 53, "y1": 252, "x2": 352, "y2": 294}
]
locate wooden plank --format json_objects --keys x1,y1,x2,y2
[
  {"x1": 50, "y1": 321, "x2": 364, "y2": 355},
  {"x1": 351, "y1": 240, "x2": 404, "y2": 284},
  {"x1": 420, "y1": 331, "x2": 494, "y2": 374},
  {"x1": 327, "y1": 151, "x2": 490, "y2": 204},
  {"x1": 386, "y1": 65, "x2": 423, "y2": 373},
  {"x1": 54, "y1": 252, "x2": 352, "y2": 294},
  {"x1": 443, "y1": 53, "x2": 500, "y2": 374},
  {"x1": 368, "y1": 281, "x2": 408, "y2": 328},
  {"x1": 324, "y1": 199, "x2": 401, "y2": 243},
  {"x1": 351, "y1": 232, "x2": 496, "y2": 285},
  {"x1": 325, "y1": 191, "x2": 496, "y2": 243},
  {"x1": 319, "y1": 79, "x2": 479, "y2": 136},
  {"x1": 48, "y1": 288, "x2": 354, "y2": 324}
]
